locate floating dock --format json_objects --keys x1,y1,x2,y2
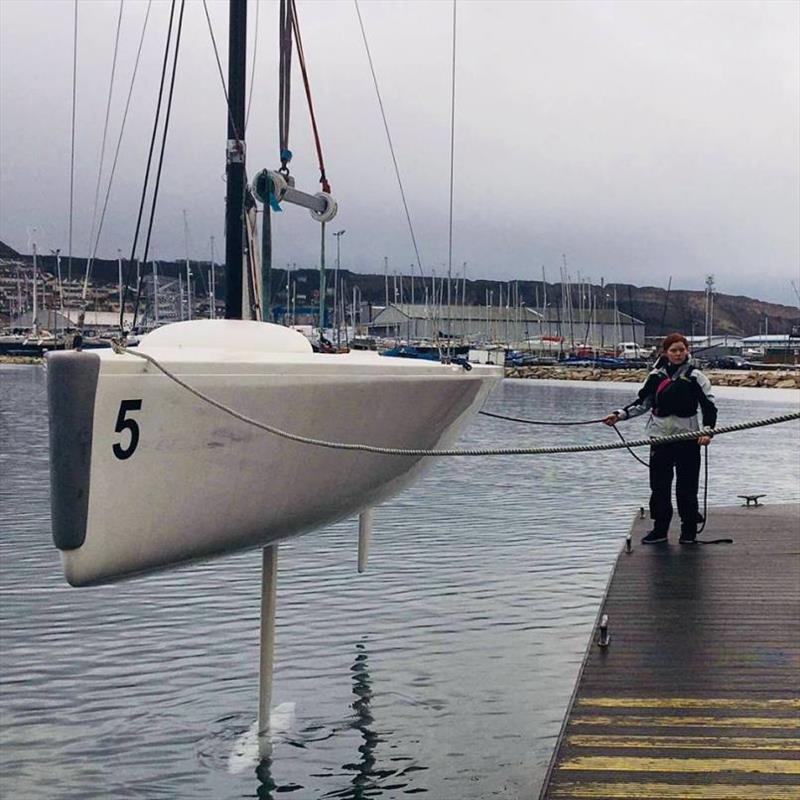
[{"x1": 540, "y1": 503, "x2": 800, "y2": 800}]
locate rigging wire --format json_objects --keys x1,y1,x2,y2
[
  {"x1": 82, "y1": 0, "x2": 125, "y2": 302},
  {"x1": 446, "y1": 0, "x2": 457, "y2": 354},
  {"x1": 121, "y1": 0, "x2": 177, "y2": 322},
  {"x1": 354, "y1": 0, "x2": 425, "y2": 282},
  {"x1": 278, "y1": 0, "x2": 293, "y2": 173},
  {"x1": 245, "y1": 0, "x2": 259, "y2": 131},
  {"x1": 80, "y1": 0, "x2": 153, "y2": 330},
  {"x1": 96, "y1": 1, "x2": 153, "y2": 327},
  {"x1": 201, "y1": 0, "x2": 243, "y2": 145},
  {"x1": 68, "y1": 0, "x2": 78, "y2": 284},
  {"x1": 132, "y1": 0, "x2": 186, "y2": 329},
  {"x1": 290, "y1": 0, "x2": 331, "y2": 193}
]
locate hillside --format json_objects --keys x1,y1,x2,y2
[
  {"x1": 0, "y1": 240, "x2": 21, "y2": 259},
  {"x1": 2, "y1": 241, "x2": 798, "y2": 336},
  {"x1": 601, "y1": 283, "x2": 799, "y2": 338}
]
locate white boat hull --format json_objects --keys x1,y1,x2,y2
[{"x1": 47, "y1": 321, "x2": 501, "y2": 585}]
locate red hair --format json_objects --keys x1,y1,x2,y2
[{"x1": 661, "y1": 333, "x2": 689, "y2": 351}]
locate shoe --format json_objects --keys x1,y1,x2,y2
[
  {"x1": 641, "y1": 530, "x2": 668, "y2": 544},
  {"x1": 680, "y1": 523, "x2": 698, "y2": 544}
]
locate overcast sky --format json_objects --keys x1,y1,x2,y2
[{"x1": 1, "y1": 0, "x2": 798, "y2": 303}]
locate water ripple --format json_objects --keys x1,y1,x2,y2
[{"x1": 1, "y1": 369, "x2": 798, "y2": 798}]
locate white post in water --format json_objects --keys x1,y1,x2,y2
[
  {"x1": 258, "y1": 544, "x2": 278, "y2": 758},
  {"x1": 358, "y1": 509, "x2": 373, "y2": 574}
]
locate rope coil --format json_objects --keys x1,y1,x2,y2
[{"x1": 111, "y1": 344, "x2": 800, "y2": 458}]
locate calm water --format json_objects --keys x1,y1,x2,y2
[{"x1": 1, "y1": 365, "x2": 798, "y2": 799}]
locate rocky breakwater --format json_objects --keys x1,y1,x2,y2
[
  {"x1": 0, "y1": 354, "x2": 43, "y2": 365},
  {"x1": 505, "y1": 366, "x2": 800, "y2": 389}
]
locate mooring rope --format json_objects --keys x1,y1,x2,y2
[
  {"x1": 479, "y1": 409, "x2": 605, "y2": 426},
  {"x1": 480, "y1": 388, "x2": 730, "y2": 541},
  {"x1": 479, "y1": 409, "x2": 651, "y2": 465},
  {"x1": 111, "y1": 344, "x2": 800, "y2": 458},
  {"x1": 611, "y1": 424, "x2": 650, "y2": 467}
]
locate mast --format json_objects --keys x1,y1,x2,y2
[
  {"x1": 153, "y1": 261, "x2": 160, "y2": 326},
  {"x1": 117, "y1": 249, "x2": 124, "y2": 328},
  {"x1": 286, "y1": 262, "x2": 291, "y2": 324},
  {"x1": 224, "y1": 0, "x2": 247, "y2": 320},
  {"x1": 209, "y1": 236, "x2": 216, "y2": 319},
  {"x1": 183, "y1": 210, "x2": 192, "y2": 320},
  {"x1": 16, "y1": 267, "x2": 22, "y2": 322},
  {"x1": 384, "y1": 256, "x2": 388, "y2": 309},
  {"x1": 32, "y1": 243, "x2": 39, "y2": 335},
  {"x1": 333, "y1": 229, "x2": 345, "y2": 346}
]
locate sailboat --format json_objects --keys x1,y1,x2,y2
[{"x1": 46, "y1": 0, "x2": 502, "y2": 588}]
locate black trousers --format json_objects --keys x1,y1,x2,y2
[{"x1": 649, "y1": 441, "x2": 701, "y2": 534}]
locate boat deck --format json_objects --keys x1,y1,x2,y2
[{"x1": 539, "y1": 503, "x2": 800, "y2": 800}]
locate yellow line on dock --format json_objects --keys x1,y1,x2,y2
[
  {"x1": 571, "y1": 715, "x2": 800, "y2": 729},
  {"x1": 560, "y1": 756, "x2": 800, "y2": 774},
  {"x1": 568, "y1": 734, "x2": 800, "y2": 751},
  {"x1": 550, "y1": 782, "x2": 800, "y2": 799},
  {"x1": 577, "y1": 697, "x2": 800, "y2": 711}
]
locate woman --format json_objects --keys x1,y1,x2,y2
[{"x1": 603, "y1": 333, "x2": 717, "y2": 544}]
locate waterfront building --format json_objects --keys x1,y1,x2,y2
[{"x1": 369, "y1": 303, "x2": 645, "y2": 348}]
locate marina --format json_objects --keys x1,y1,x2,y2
[
  {"x1": 1, "y1": 1, "x2": 799, "y2": 798},
  {"x1": 540, "y1": 504, "x2": 800, "y2": 800}
]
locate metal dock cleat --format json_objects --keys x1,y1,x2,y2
[{"x1": 597, "y1": 614, "x2": 610, "y2": 647}]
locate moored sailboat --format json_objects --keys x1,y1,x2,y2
[
  {"x1": 46, "y1": 0, "x2": 502, "y2": 587},
  {"x1": 47, "y1": 318, "x2": 499, "y2": 585}
]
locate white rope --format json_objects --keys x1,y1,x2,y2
[{"x1": 111, "y1": 344, "x2": 800, "y2": 458}]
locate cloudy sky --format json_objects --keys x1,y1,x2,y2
[{"x1": 1, "y1": 0, "x2": 798, "y2": 303}]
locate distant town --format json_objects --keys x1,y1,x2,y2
[{"x1": 1, "y1": 238, "x2": 798, "y2": 365}]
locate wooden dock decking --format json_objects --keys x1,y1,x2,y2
[{"x1": 539, "y1": 503, "x2": 800, "y2": 800}]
